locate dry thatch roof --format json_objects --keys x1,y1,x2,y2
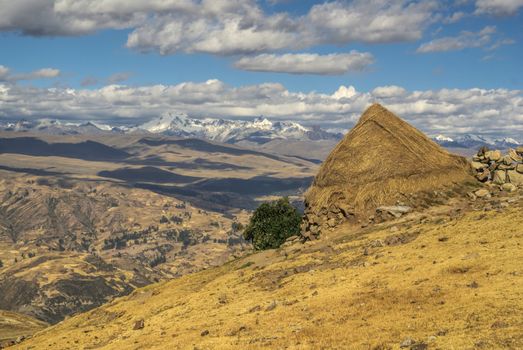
[{"x1": 305, "y1": 103, "x2": 472, "y2": 217}]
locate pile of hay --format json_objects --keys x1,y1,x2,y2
[{"x1": 302, "y1": 103, "x2": 472, "y2": 238}]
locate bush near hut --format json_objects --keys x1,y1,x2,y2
[{"x1": 243, "y1": 197, "x2": 301, "y2": 250}]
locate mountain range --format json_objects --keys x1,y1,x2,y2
[
  {"x1": 432, "y1": 133, "x2": 520, "y2": 149},
  {"x1": 0, "y1": 115, "x2": 520, "y2": 149},
  {"x1": 0, "y1": 114, "x2": 342, "y2": 145}
]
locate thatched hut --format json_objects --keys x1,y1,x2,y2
[{"x1": 302, "y1": 103, "x2": 472, "y2": 238}]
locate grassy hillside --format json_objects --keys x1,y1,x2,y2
[
  {"x1": 13, "y1": 193, "x2": 523, "y2": 349},
  {"x1": 0, "y1": 311, "x2": 47, "y2": 345}
]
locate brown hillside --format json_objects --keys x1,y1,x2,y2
[
  {"x1": 11, "y1": 196, "x2": 523, "y2": 349},
  {"x1": 303, "y1": 103, "x2": 472, "y2": 235}
]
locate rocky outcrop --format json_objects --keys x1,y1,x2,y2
[{"x1": 472, "y1": 146, "x2": 523, "y2": 189}]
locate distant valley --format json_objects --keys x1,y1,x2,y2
[{"x1": 0, "y1": 130, "x2": 317, "y2": 327}]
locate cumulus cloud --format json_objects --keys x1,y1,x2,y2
[
  {"x1": 0, "y1": 65, "x2": 61, "y2": 81},
  {"x1": 24, "y1": 68, "x2": 61, "y2": 79},
  {"x1": 0, "y1": 0, "x2": 439, "y2": 55},
  {"x1": 0, "y1": 80, "x2": 521, "y2": 138},
  {"x1": 443, "y1": 11, "x2": 466, "y2": 23},
  {"x1": 233, "y1": 52, "x2": 374, "y2": 75},
  {"x1": 416, "y1": 25, "x2": 497, "y2": 53},
  {"x1": 475, "y1": 0, "x2": 523, "y2": 16},
  {"x1": 372, "y1": 85, "x2": 407, "y2": 98}
]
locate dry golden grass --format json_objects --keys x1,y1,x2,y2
[
  {"x1": 14, "y1": 200, "x2": 523, "y2": 349},
  {"x1": 306, "y1": 104, "x2": 472, "y2": 216},
  {"x1": 0, "y1": 310, "x2": 47, "y2": 343}
]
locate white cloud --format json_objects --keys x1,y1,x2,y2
[
  {"x1": 416, "y1": 25, "x2": 497, "y2": 53},
  {"x1": 0, "y1": 0, "x2": 439, "y2": 55},
  {"x1": 475, "y1": 0, "x2": 523, "y2": 15},
  {"x1": 27, "y1": 68, "x2": 61, "y2": 79},
  {"x1": 443, "y1": 11, "x2": 466, "y2": 23},
  {"x1": 305, "y1": 0, "x2": 438, "y2": 44},
  {"x1": 0, "y1": 65, "x2": 61, "y2": 81},
  {"x1": 372, "y1": 85, "x2": 407, "y2": 98},
  {"x1": 233, "y1": 52, "x2": 374, "y2": 75},
  {"x1": 332, "y1": 85, "x2": 357, "y2": 100},
  {"x1": 0, "y1": 80, "x2": 521, "y2": 138}
]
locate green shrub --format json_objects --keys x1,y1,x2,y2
[{"x1": 243, "y1": 197, "x2": 301, "y2": 250}]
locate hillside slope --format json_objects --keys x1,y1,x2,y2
[
  {"x1": 13, "y1": 192, "x2": 523, "y2": 349},
  {"x1": 0, "y1": 311, "x2": 47, "y2": 346}
]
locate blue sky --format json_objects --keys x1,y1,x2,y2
[
  {"x1": 1, "y1": 0, "x2": 521, "y2": 92},
  {"x1": 0, "y1": 0, "x2": 522, "y2": 138}
]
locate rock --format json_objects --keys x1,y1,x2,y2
[
  {"x1": 467, "y1": 281, "x2": 479, "y2": 288},
  {"x1": 502, "y1": 183, "x2": 517, "y2": 192},
  {"x1": 327, "y1": 211, "x2": 337, "y2": 220},
  {"x1": 507, "y1": 170, "x2": 523, "y2": 186},
  {"x1": 509, "y1": 149, "x2": 523, "y2": 162},
  {"x1": 485, "y1": 150, "x2": 502, "y2": 162},
  {"x1": 400, "y1": 337, "x2": 416, "y2": 348},
  {"x1": 516, "y1": 146, "x2": 523, "y2": 156},
  {"x1": 517, "y1": 164, "x2": 523, "y2": 174},
  {"x1": 327, "y1": 218, "x2": 337, "y2": 227},
  {"x1": 478, "y1": 146, "x2": 489, "y2": 156},
  {"x1": 500, "y1": 155, "x2": 513, "y2": 166},
  {"x1": 376, "y1": 206, "x2": 412, "y2": 218},
  {"x1": 498, "y1": 163, "x2": 515, "y2": 171},
  {"x1": 471, "y1": 161, "x2": 487, "y2": 171},
  {"x1": 492, "y1": 170, "x2": 506, "y2": 185},
  {"x1": 265, "y1": 301, "x2": 277, "y2": 311},
  {"x1": 338, "y1": 203, "x2": 355, "y2": 218},
  {"x1": 133, "y1": 319, "x2": 145, "y2": 330},
  {"x1": 201, "y1": 330, "x2": 209, "y2": 336},
  {"x1": 328, "y1": 204, "x2": 340, "y2": 214},
  {"x1": 15, "y1": 336, "x2": 25, "y2": 344},
  {"x1": 475, "y1": 168, "x2": 490, "y2": 182},
  {"x1": 474, "y1": 189, "x2": 491, "y2": 198},
  {"x1": 309, "y1": 225, "x2": 320, "y2": 235},
  {"x1": 301, "y1": 230, "x2": 311, "y2": 240}
]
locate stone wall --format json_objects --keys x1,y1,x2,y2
[{"x1": 472, "y1": 146, "x2": 523, "y2": 192}]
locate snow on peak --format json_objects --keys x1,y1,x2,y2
[
  {"x1": 435, "y1": 134, "x2": 454, "y2": 142},
  {"x1": 496, "y1": 137, "x2": 520, "y2": 145},
  {"x1": 135, "y1": 113, "x2": 339, "y2": 143}
]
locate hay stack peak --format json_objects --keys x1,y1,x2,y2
[{"x1": 302, "y1": 103, "x2": 472, "y2": 238}]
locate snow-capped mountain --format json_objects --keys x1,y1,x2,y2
[
  {"x1": 434, "y1": 134, "x2": 454, "y2": 143},
  {"x1": 133, "y1": 113, "x2": 342, "y2": 144},
  {"x1": 432, "y1": 133, "x2": 521, "y2": 149},
  {"x1": 1, "y1": 115, "x2": 519, "y2": 149},
  {"x1": 0, "y1": 118, "x2": 130, "y2": 135},
  {"x1": 0, "y1": 114, "x2": 342, "y2": 143}
]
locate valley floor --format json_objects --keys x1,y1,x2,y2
[{"x1": 12, "y1": 194, "x2": 523, "y2": 349}]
